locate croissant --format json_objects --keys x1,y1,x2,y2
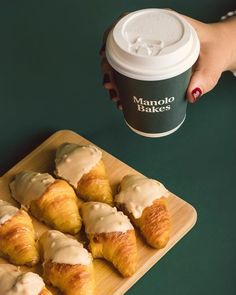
[
  {"x1": 55, "y1": 143, "x2": 113, "y2": 205},
  {"x1": 0, "y1": 264, "x2": 52, "y2": 295},
  {"x1": 0, "y1": 200, "x2": 39, "y2": 266},
  {"x1": 10, "y1": 171, "x2": 82, "y2": 234},
  {"x1": 115, "y1": 174, "x2": 171, "y2": 249},
  {"x1": 39, "y1": 230, "x2": 94, "y2": 295},
  {"x1": 80, "y1": 202, "x2": 137, "y2": 277}
]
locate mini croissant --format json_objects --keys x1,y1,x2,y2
[
  {"x1": 0, "y1": 200, "x2": 39, "y2": 266},
  {"x1": 115, "y1": 174, "x2": 171, "y2": 249},
  {"x1": 55, "y1": 143, "x2": 113, "y2": 205},
  {"x1": 80, "y1": 202, "x2": 137, "y2": 277},
  {"x1": 10, "y1": 171, "x2": 82, "y2": 234},
  {"x1": 39, "y1": 230, "x2": 94, "y2": 295},
  {"x1": 0, "y1": 264, "x2": 52, "y2": 295}
]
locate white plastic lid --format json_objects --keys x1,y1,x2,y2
[{"x1": 106, "y1": 9, "x2": 200, "y2": 81}]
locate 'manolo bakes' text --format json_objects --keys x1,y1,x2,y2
[{"x1": 133, "y1": 96, "x2": 175, "y2": 113}]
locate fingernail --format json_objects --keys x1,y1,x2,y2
[
  {"x1": 117, "y1": 101, "x2": 123, "y2": 110},
  {"x1": 99, "y1": 43, "x2": 106, "y2": 56},
  {"x1": 109, "y1": 89, "x2": 117, "y2": 99},
  {"x1": 191, "y1": 87, "x2": 202, "y2": 101},
  {"x1": 103, "y1": 74, "x2": 110, "y2": 85}
]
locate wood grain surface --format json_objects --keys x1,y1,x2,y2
[{"x1": 0, "y1": 130, "x2": 197, "y2": 295}]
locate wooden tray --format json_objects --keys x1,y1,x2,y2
[{"x1": 0, "y1": 130, "x2": 197, "y2": 295}]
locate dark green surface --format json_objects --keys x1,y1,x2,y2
[{"x1": 0, "y1": 1, "x2": 235, "y2": 295}]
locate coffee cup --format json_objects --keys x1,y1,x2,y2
[{"x1": 106, "y1": 8, "x2": 200, "y2": 137}]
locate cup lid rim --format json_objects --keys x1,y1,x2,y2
[{"x1": 106, "y1": 8, "x2": 200, "y2": 80}]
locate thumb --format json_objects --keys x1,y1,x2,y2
[{"x1": 186, "y1": 56, "x2": 222, "y2": 103}]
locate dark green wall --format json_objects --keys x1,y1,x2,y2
[{"x1": 0, "y1": 1, "x2": 235, "y2": 295}]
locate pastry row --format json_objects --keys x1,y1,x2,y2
[
  {"x1": 0, "y1": 142, "x2": 171, "y2": 295},
  {"x1": 0, "y1": 229, "x2": 94, "y2": 295},
  {"x1": 0, "y1": 202, "x2": 135, "y2": 295},
  {"x1": 7, "y1": 142, "x2": 171, "y2": 249}
]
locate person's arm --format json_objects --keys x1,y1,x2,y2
[
  {"x1": 223, "y1": 16, "x2": 236, "y2": 72},
  {"x1": 100, "y1": 13, "x2": 236, "y2": 105}
]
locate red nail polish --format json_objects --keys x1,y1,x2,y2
[
  {"x1": 109, "y1": 89, "x2": 117, "y2": 99},
  {"x1": 103, "y1": 74, "x2": 110, "y2": 85},
  {"x1": 191, "y1": 87, "x2": 202, "y2": 101},
  {"x1": 99, "y1": 43, "x2": 106, "y2": 56},
  {"x1": 117, "y1": 101, "x2": 123, "y2": 110}
]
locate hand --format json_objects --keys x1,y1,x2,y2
[
  {"x1": 181, "y1": 14, "x2": 236, "y2": 102},
  {"x1": 100, "y1": 49, "x2": 122, "y2": 109},
  {"x1": 100, "y1": 12, "x2": 236, "y2": 106},
  {"x1": 100, "y1": 13, "x2": 128, "y2": 110}
]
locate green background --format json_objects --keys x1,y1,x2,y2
[{"x1": 0, "y1": 1, "x2": 235, "y2": 294}]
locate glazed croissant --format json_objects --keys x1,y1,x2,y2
[
  {"x1": 0, "y1": 264, "x2": 52, "y2": 295},
  {"x1": 80, "y1": 202, "x2": 137, "y2": 277},
  {"x1": 115, "y1": 174, "x2": 171, "y2": 249},
  {"x1": 10, "y1": 171, "x2": 82, "y2": 234},
  {"x1": 39, "y1": 230, "x2": 94, "y2": 295},
  {"x1": 55, "y1": 143, "x2": 113, "y2": 205},
  {"x1": 0, "y1": 200, "x2": 39, "y2": 266}
]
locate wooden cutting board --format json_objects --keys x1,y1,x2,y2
[{"x1": 0, "y1": 130, "x2": 197, "y2": 295}]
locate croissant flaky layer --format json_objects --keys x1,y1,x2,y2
[
  {"x1": 76, "y1": 160, "x2": 113, "y2": 205},
  {"x1": 43, "y1": 261, "x2": 94, "y2": 295},
  {"x1": 39, "y1": 288, "x2": 53, "y2": 295},
  {"x1": 30, "y1": 179, "x2": 82, "y2": 234},
  {"x1": 88, "y1": 230, "x2": 137, "y2": 277},
  {"x1": 135, "y1": 198, "x2": 171, "y2": 249},
  {"x1": 0, "y1": 210, "x2": 39, "y2": 266}
]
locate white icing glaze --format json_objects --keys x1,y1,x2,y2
[
  {"x1": 81, "y1": 202, "x2": 134, "y2": 234},
  {"x1": 0, "y1": 264, "x2": 45, "y2": 295},
  {"x1": 41, "y1": 230, "x2": 92, "y2": 265},
  {"x1": 115, "y1": 174, "x2": 169, "y2": 219},
  {"x1": 0, "y1": 200, "x2": 19, "y2": 225},
  {"x1": 55, "y1": 143, "x2": 102, "y2": 188},
  {"x1": 10, "y1": 171, "x2": 55, "y2": 206}
]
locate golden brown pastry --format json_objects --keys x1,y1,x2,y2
[
  {"x1": 39, "y1": 230, "x2": 94, "y2": 295},
  {"x1": 55, "y1": 143, "x2": 113, "y2": 205},
  {"x1": 10, "y1": 171, "x2": 81, "y2": 234},
  {"x1": 0, "y1": 200, "x2": 39, "y2": 266},
  {"x1": 0, "y1": 263, "x2": 52, "y2": 295},
  {"x1": 80, "y1": 202, "x2": 137, "y2": 277},
  {"x1": 115, "y1": 174, "x2": 171, "y2": 249}
]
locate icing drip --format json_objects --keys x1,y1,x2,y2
[
  {"x1": 55, "y1": 143, "x2": 102, "y2": 188},
  {"x1": 10, "y1": 171, "x2": 55, "y2": 206},
  {"x1": 0, "y1": 264, "x2": 45, "y2": 295},
  {"x1": 81, "y1": 202, "x2": 134, "y2": 234},
  {"x1": 0, "y1": 200, "x2": 19, "y2": 225},
  {"x1": 115, "y1": 174, "x2": 169, "y2": 219},
  {"x1": 41, "y1": 230, "x2": 92, "y2": 265}
]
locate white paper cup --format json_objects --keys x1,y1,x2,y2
[{"x1": 106, "y1": 9, "x2": 200, "y2": 137}]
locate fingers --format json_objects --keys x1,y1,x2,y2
[
  {"x1": 186, "y1": 55, "x2": 222, "y2": 103},
  {"x1": 101, "y1": 58, "x2": 114, "y2": 90},
  {"x1": 100, "y1": 14, "x2": 129, "y2": 110},
  {"x1": 101, "y1": 58, "x2": 117, "y2": 92},
  {"x1": 164, "y1": 10, "x2": 218, "y2": 102},
  {"x1": 182, "y1": 19, "x2": 225, "y2": 103},
  {"x1": 101, "y1": 57, "x2": 122, "y2": 109},
  {"x1": 99, "y1": 43, "x2": 106, "y2": 57}
]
